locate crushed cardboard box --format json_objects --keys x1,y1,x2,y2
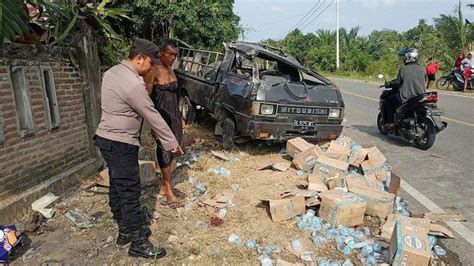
[
  {"x1": 292, "y1": 145, "x2": 321, "y2": 171},
  {"x1": 424, "y1": 212, "x2": 466, "y2": 222},
  {"x1": 344, "y1": 173, "x2": 380, "y2": 191},
  {"x1": 380, "y1": 214, "x2": 431, "y2": 242},
  {"x1": 348, "y1": 146, "x2": 369, "y2": 167},
  {"x1": 390, "y1": 220, "x2": 431, "y2": 266},
  {"x1": 325, "y1": 141, "x2": 351, "y2": 162},
  {"x1": 307, "y1": 174, "x2": 328, "y2": 192},
  {"x1": 319, "y1": 190, "x2": 367, "y2": 227},
  {"x1": 286, "y1": 137, "x2": 314, "y2": 158},
  {"x1": 211, "y1": 150, "x2": 229, "y2": 161},
  {"x1": 348, "y1": 187, "x2": 395, "y2": 218},
  {"x1": 261, "y1": 195, "x2": 306, "y2": 222}
]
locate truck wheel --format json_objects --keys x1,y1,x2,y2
[
  {"x1": 179, "y1": 95, "x2": 196, "y2": 124},
  {"x1": 222, "y1": 117, "x2": 235, "y2": 151}
]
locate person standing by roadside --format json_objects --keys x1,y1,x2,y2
[
  {"x1": 94, "y1": 38, "x2": 182, "y2": 259},
  {"x1": 144, "y1": 38, "x2": 186, "y2": 209},
  {"x1": 460, "y1": 53, "x2": 472, "y2": 92},
  {"x1": 425, "y1": 57, "x2": 439, "y2": 89}
]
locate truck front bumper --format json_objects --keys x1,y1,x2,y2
[{"x1": 247, "y1": 120, "x2": 343, "y2": 141}]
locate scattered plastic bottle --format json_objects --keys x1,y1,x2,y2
[
  {"x1": 326, "y1": 229, "x2": 336, "y2": 240},
  {"x1": 300, "y1": 251, "x2": 315, "y2": 262},
  {"x1": 342, "y1": 259, "x2": 354, "y2": 266},
  {"x1": 258, "y1": 254, "x2": 273, "y2": 266},
  {"x1": 310, "y1": 217, "x2": 323, "y2": 231},
  {"x1": 228, "y1": 156, "x2": 239, "y2": 163},
  {"x1": 228, "y1": 233, "x2": 241, "y2": 245},
  {"x1": 296, "y1": 217, "x2": 307, "y2": 231},
  {"x1": 207, "y1": 244, "x2": 220, "y2": 256},
  {"x1": 318, "y1": 259, "x2": 330, "y2": 266},
  {"x1": 361, "y1": 244, "x2": 374, "y2": 257},
  {"x1": 265, "y1": 244, "x2": 277, "y2": 255},
  {"x1": 428, "y1": 235, "x2": 438, "y2": 250},
  {"x1": 215, "y1": 166, "x2": 231, "y2": 177},
  {"x1": 351, "y1": 230, "x2": 366, "y2": 241},
  {"x1": 337, "y1": 243, "x2": 353, "y2": 256},
  {"x1": 366, "y1": 255, "x2": 376, "y2": 265},
  {"x1": 433, "y1": 245, "x2": 447, "y2": 256},
  {"x1": 218, "y1": 208, "x2": 228, "y2": 219},
  {"x1": 230, "y1": 183, "x2": 240, "y2": 191},
  {"x1": 292, "y1": 239, "x2": 302, "y2": 251},
  {"x1": 373, "y1": 242, "x2": 382, "y2": 253},
  {"x1": 338, "y1": 226, "x2": 349, "y2": 236},
  {"x1": 328, "y1": 260, "x2": 341, "y2": 266},
  {"x1": 189, "y1": 152, "x2": 199, "y2": 162},
  {"x1": 335, "y1": 235, "x2": 344, "y2": 245},
  {"x1": 246, "y1": 239, "x2": 257, "y2": 250},
  {"x1": 188, "y1": 175, "x2": 196, "y2": 184},
  {"x1": 296, "y1": 170, "x2": 304, "y2": 176},
  {"x1": 195, "y1": 220, "x2": 208, "y2": 229},
  {"x1": 193, "y1": 181, "x2": 207, "y2": 197},
  {"x1": 313, "y1": 235, "x2": 326, "y2": 246},
  {"x1": 323, "y1": 223, "x2": 332, "y2": 230},
  {"x1": 363, "y1": 226, "x2": 371, "y2": 236}
]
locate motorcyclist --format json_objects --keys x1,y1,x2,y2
[{"x1": 383, "y1": 48, "x2": 427, "y2": 129}]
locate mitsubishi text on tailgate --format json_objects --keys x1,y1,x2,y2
[{"x1": 175, "y1": 42, "x2": 345, "y2": 150}]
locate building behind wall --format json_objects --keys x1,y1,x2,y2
[{"x1": 0, "y1": 43, "x2": 102, "y2": 223}]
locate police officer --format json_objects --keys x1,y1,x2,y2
[{"x1": 94, "y1": 38, "x2": 181, "y2": 259}]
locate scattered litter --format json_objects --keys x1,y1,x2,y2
[
  {"x1": 424, "y1": 212, "x2": 466, "y2": 222},
  {"x1": 193, "y1": 181, "x2": 207, "y2": 198},
  {"x1": 228, "y1": 233, "x2": 241, "y2": 245},
  {"x1": 228, "y1": 156, "x2": 239, "y2": 163},
  {"x1": 210, "y1": 217, "x2": 224, "y2": 227},
  {"x1": 429, "y1": 153, "x2": 449, "y2": 160},
  {"x1": 218, "y1": 208, "x2": 228, "y2": 219},
  {"x1": 264, "y1": 244, "x2": 278, "y2": 255},
  {"x1": 246, "y1": 239, "x2": 257, "y2": 250},
  {"x1": 207, "y1": 244, "x2": 220, "y2": 256},
  {"x1": 21, "y1": 248, "x2": 36, "y2": 262},
  {"x1": 211, "y1": 166, "x2": 231, "y2": 177},
  {"x1": 428, "y1": 235, "x2": 438, "y2": 249},
  {"x1": 230, "y1": 183, "x2": 241, "y2": 191},
  {"x1": 195, "y1": 220, "x2": 208, "y2": 230},
  {"x1": 31, "y1": 192, "x2": 60, "y2": 219},
  {"x1": 433, "y1": 245, "x2": 447, "y2": 256},
  {"x1": 258, "y1": 254, "x2": 273, "y2": 266},
  {"x1": 188, "y1": 176, "x2": 196, "y2": 184},
  {"x1": 296, "y1": 170, "x2": 304, "y2": 176},
  {"x1": 211, "y1": 150, "x2": 229, "y2": 161},
  {"x1": 300, "y1": 251, "x2": 315, "y2": 262},
  {"x1": 291, "y1": 239, "x2": 303, "y2": 251},
  {"x1": 64, "y1": 208, "x2": 94, "y2": 229},
  {"x1": 342, "y1": 259, "x2": 353, "y2": 266}
]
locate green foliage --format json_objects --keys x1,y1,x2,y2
[{"x1": 0, "y1": 0, "x2": 29, "y2": 45}]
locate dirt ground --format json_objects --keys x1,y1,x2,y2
[{"x1": 8, "y1": 120, "x2": 460, "y2": 265}]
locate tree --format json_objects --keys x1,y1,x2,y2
[{"x1": 0, "y1": 0, "x2": 30, "y2": 46}]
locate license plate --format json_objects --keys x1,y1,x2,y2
[
  {"x1": 293, "y1": 119, "x2": 316, "y2": 130},
  {"x1": 429, "y1": 109, "x2": 444, "y2": 116}
]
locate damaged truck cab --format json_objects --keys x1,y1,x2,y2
[{"x1": 175, "y1": 42, "x2": 345, "y2": 149}]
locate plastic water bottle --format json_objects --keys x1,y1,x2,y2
[
  {"x1": 228, "y1": 233, "x2": 241, "y2": 245},
  {"x1": 230, "y1": 183, "x2": 240, "y2": 191},
  {"x1": 292, "y1": 239, "x2": 302, "y2": 251},
  {"x1": 246, "y1": 239, "x2": 257, "y2": 250},
  {"x1": 433, "y1": 245, "x2": 447, "y2": 256},
  {"x1": 361, "y1": 244, "x2": 374, "y2": 257},
  {"x1": 218, "y1": 208, "x2": 228, "y2": 219},
  {"x1": 258, "y1": 254, "x2": 273, "y2": 266},
  {"x1": 300, "y1": 251, "x2": 315, "y2": 262},
  {"x1": 319, "y1": 259, "x2": 330, "y2": 266},
  {"x1": 428, "y1": 235, "x2": 438, "y2": 250},
  {"x1": 296, "y1": 170, "x2": 304, "y2": 176},
  {"x1": 265, "y1": 244, "x2": 277, "y2": 255},
  {"x1": 188, "y1": 175, "x2": 196, "y2": 184},
  {"x1": 342, "y1": 259, "x2": 354, "y2": 266},
  {"x1": 313, "y1": 235, "x2": 326, "y2": 246}
]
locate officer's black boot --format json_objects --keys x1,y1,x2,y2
[
  {"x1": 128, "y1": 230, "x2": 166, "y2": 259},
  {"x1": 116, "y1": 223, "x2": 152, "y2": 246}
]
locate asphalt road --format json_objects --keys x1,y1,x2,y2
[{"x1": 331, "y1": 78, "x2": 474, "y2": 264}]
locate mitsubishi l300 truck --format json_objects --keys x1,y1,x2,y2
[{"x1": 175, "y1": 42, "x2": 345, "y2": 150}]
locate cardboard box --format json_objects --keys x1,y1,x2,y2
[
  {"x1": 349, "y1": 187, "x2": 395, "y2": 218},
  {"x1": 390, "y1": 220, "x2": 431, "y2": 266},
  {"x1": 286, "y1": 137, "x2": 314, "y2": 158},
  {"x1": 381, "y1": 214, "x2": 431, "y2": 242},
  {"x1": 325, "y1": 141, "x2": 351, "y2": 162},
  {"x1": 345, "y1": 173, "x2": 380, "y2": 191},
  {"x1": 313, "y1": 155, "x2": 349, "y2": 179},
  {"x1": 348, "y1": 146, "x2": 369, "y2": 167},
  {"x1": 292, "y1": 145, "x2": 321, "y2": 171},
  {"x1": 262, "y1": 195, "x2": 306, "y2": 222},
  {"x1": 319, "y1": 190, "x2": 367, "y2": 227},
  {"x1": 307, "y1": 173, "x2": 328, "y2": 192},
  {"x1": 326, "y1": 176, "x2": 347, "y2": 191}
]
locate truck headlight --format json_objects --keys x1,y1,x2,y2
[
  {"x1": 329, "y1": 108, "x2": 341, "y2": 118},
  {"x1": 260, "y1": 104, "x2": 275, "y2": 115}
]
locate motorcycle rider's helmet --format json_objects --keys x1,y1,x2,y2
[{"x1": 402, "y1": 48, "x2": 420, "y2": 64}]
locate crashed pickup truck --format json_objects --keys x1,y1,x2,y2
[{"x1": 175, "y1": 42, "x2": 345, "y2": 149}]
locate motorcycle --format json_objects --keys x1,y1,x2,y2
[
  {"x1": 377, "y1": 74, "x2": 447, "y2": 150},
  {"x1": 436, "y1": 69, "x2": 473, "y2": 91}
]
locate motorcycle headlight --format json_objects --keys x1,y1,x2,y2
[
  {"x1": 329, "y1": 108, "x2": 341, "y2": 118},
  {"x1": 260, "y1": 104, "x2": 275, "y2": 115}
]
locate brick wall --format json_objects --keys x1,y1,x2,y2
[{"x1": 0, "y1": 44, "x2": 93, "y2": 199}]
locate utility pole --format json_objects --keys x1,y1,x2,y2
[{"x1": 336, "y1": 0, "x2": 340, "y2": 70}]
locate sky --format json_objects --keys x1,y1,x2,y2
[{"x1": 234, "y1": 0, "x2": 474, "y2": 42}]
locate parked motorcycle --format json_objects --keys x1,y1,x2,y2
[
  {"x1": 377, "y1": 74, "x2": 447, "y2": 150},
  {"x1": 436, "y1": 69, "x2": 473, "y2": 91}
]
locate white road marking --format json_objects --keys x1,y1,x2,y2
[{"x1": 401, "y1": 180, "x2": 474, "y2": 246}]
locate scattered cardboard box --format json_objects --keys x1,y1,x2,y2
[
  {"x1": 388, "y1": 172, "x2": 401, "y2": 194},
  {"x1": 286, "y1": 137, "x2": 314, "y2": 158},
  {"x1": 349, "y1": 187, "x2": 395, "y2": 218},
  {"x1": 345, "y1": 173, "x2": 380, "y2": 191},
  {"x1": 272, "y1": 162, "x2": 291, "y2": 172},
  {"x1": 292, "y1": 145, "x2": 321, "y2": 171},
  {"x1": 380, "y1": 214, "x2": 431, "y2": 242},
  {"x1": 390, "y1": 220, "x2": 431, "y2": 266},
  {"x1": 326, "y1": 176, "x2": 347, "y2": 191},
  {"x1": 429, "y1": 224, "x2": 455, "y2": 238},
  {"x1": 325, "y1": 141, "x2": 351, "y2": 161},
  {"x1": 319, "y1": 190, "x2": 367, "y2": 227},
  {"x1": 423, "y1": 212, "x2": 466, "y2": 222},
  {"x1": 366, "y1": 147, "x2": 387, "y2": 166},
  {"x1": 313, "y1": 156, "x2": 349, "y2": 179},
  {"x1": 348, "y1": 147, "x2": 369, "y2": 167},
  {"x1": 307, "y1": 173, "x2": 328, "y2": 192},
  {"x1": 262, "y1": 195, "x2": 306, "y2": 222},
  {"x1": 280, "y1": 189, "x2": 318, "y2": 199},
  {"x1": 305, "y1": 197, "x2": 321, "y2": 207},
  {"x1": 211, "y1": 150, "x2": 229, "y2": 161}
]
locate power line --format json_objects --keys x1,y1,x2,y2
[
  {"x1": 300, "y1": 0, "x2": 335, "y2": 30},
  {"x1": 289, "y1": 0, "x2": 323, "y2": 32},
  {"x1": 254, "y1": 12, "x2": 308, "y2": 28}
]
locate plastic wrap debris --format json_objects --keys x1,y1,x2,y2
[
  {"x1": 64, "y1": 208, "x2": 94, "y2": 229},
  {"x1": 228, "y1": 233, "x2": 242, "y2": 245},
  {"x1": 31, "y1": 192, "x2": 60, "y2": 219},
  {"x1": 193, "y1": 181, "x2": 207, "y2": 198}
]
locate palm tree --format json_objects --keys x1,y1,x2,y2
[
  {"x1": 316, "y1": 29, "x2": 336, "y2": 46},
  {"x1": 0, "y1": 0, "x2": 29, "y2": 45}
]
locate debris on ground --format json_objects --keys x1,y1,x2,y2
[
  {"x1": 64, "y1": 208, "x2": 94, "y2": 229},
  {"x1": 31, "y1": 193, "x2": 60, "y2": 219}
]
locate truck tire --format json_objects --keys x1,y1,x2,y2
[
  {"x1": 179, "y1": 95, "x2": 196, "y2": 124},
  {"x1": 222, "y1": 117, "x2": 235, "y2": 151}
]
